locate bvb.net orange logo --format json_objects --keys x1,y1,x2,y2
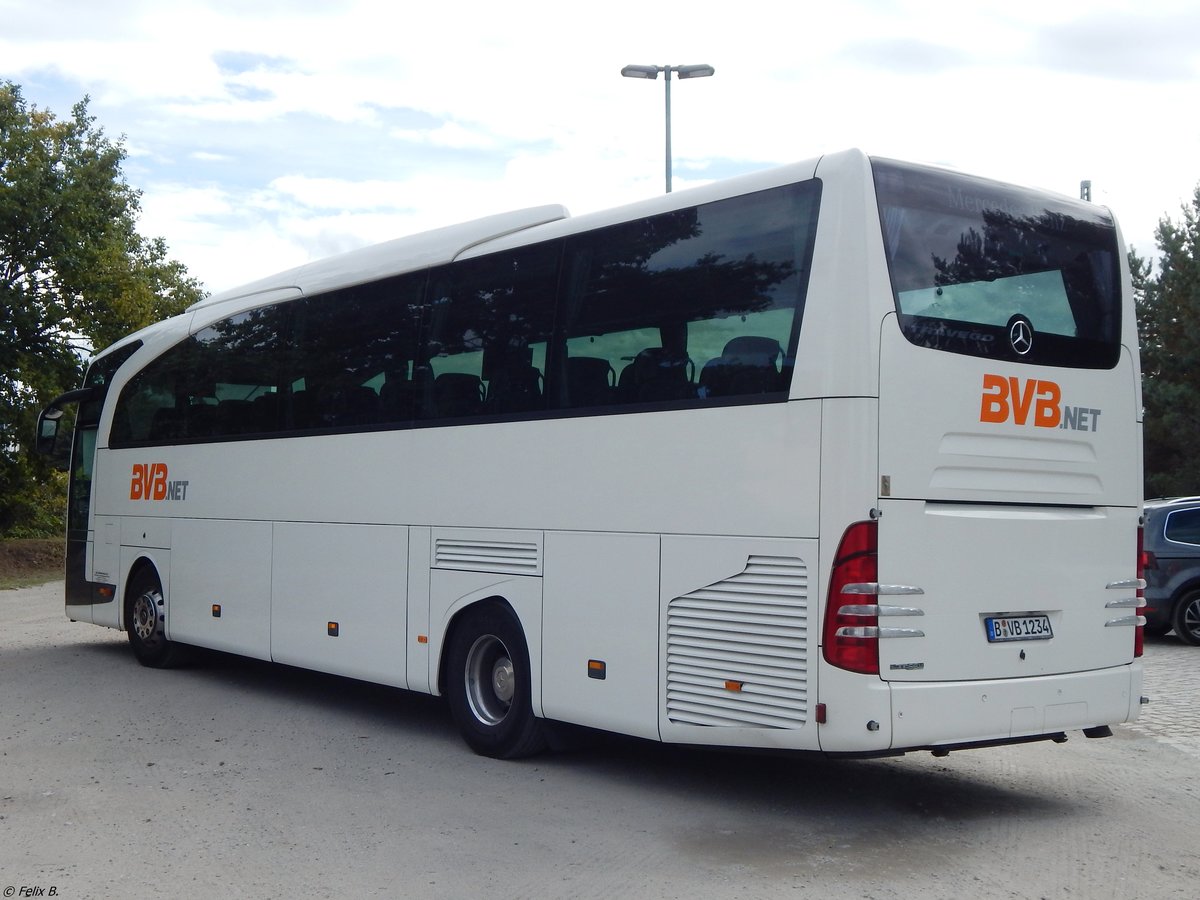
[
  {"x1": 979, "y1": 374, "x2": 1062, "y2": 428},
  {"x1": 130, "y1": 462, "x2": 169, "y2": 500},
  {"x1": 129, "y1": 463, "x2": 189, "y2": 500}
]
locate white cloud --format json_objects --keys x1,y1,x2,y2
[
  {"x1": 267, "y1": 175, "x2": 417, "y2": 212},
  {"x1": 2, "y1": 0, "x2": 1196, "y2": 295},
  {"x1": 390, "y1": 122, "x2": 498, "y2": 151}
]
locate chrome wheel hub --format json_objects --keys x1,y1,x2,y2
[
  {"x1": 464, "y1": 634, "x2": 514, "y2": 726},
  {"x1": 132, "y1": 591, "x2": 161, "y2": 642}
]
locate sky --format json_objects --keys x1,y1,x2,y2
[{"x1": 2, "y1": 0, "x2": 1199, "y2": 296}]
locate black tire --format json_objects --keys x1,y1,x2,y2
[
  {"x1": 1172, "y1": 590, "x2": 1200, "y2": 647},
  {"x1": 445, "y1": 603, "x2": 546, "y2": 759},
  {"x1": 126, "y1": 568, "x2": 181, "y2": 668}
]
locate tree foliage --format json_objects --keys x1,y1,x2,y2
[
  {"x1": 1135, "y1": 183, "x2": 1200, "y2": 499},
  {"x1": 1, "y1": 82, "x2": 205, "y2": 536}
]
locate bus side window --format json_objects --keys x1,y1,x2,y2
[
  {"x1": 291, "y1": 272, "x2": 425, "y2": 432},
  {"x1": 420, "y1": 243, "x2": 558, "y2": 421},
  {"x1": 557, "y1": 181, "x2": 817, "y2": 410},
  {"x1": 112, "y1": 349, "x2": 199, "y2": 445}
]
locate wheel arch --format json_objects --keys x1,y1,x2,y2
[
  {"x1": 1169, "y1": 576, "x2": 1200, "y2": 610},
  {"x1": 427, "y1": 572, "x2": 543, "y2": 718}
]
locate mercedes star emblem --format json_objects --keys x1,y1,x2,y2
[{"x1": 1009, "y1": 319, "x2": 1033, "y2": 356}]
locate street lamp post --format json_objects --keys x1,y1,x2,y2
[{"x1": 620, "y1": 63, "x2": 715, "y2": 193}]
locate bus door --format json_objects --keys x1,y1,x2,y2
[{"x1": 37, "y1": 343, "x2": 142, "y2": 616}]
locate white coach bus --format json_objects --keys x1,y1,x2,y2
[{"x1": 37, "y1": 149, "x2": 1145, "y2": 759}]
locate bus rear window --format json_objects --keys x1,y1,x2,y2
[{"x1": 872, "y1": 158, "x2": 1122, "y2": 369}]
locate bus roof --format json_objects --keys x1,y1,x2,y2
[
  {"x1": 190, "y1": 203, "x2": 570, "y2": 313},
  {"x1": 190, "y1": 151, "x2": 843, "y2": 314}
]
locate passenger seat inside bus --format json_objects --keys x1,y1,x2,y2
[
  {"x1": 434, "y1": 372, "x2": 485, "y2": 418},
  {"x1": 698, "y1": 336, "x2": 784, "y2": 397},
  {"x1": 482, "y1": 346, "x2": 543, "y2": 414},
  {"x1": 217, "y1": 398, "x2": 257, "y2": 434},
  {"x1": 617, "y1": 347, "x2": 695, "y2": 403},
  {"x1": 565, "y1": 356, "x2": 616, "y2": 407},
  {"x1": 378, "y1": 375, "x2": 415, "y2": 423},
  {"x1": 317, "y1": 385, "x2": 379, "y2": 428}
]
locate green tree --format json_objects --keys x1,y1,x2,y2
[
  {"x1": 1, "y1": 82, "x2": 205, "y2": 536},
  {"x1": 1136, "y1": 184, "x2": 1200, "y2": 499}
]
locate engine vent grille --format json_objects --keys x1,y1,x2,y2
[
  {"x1": 433, "y1": 538, "x2": 540, "y2": 575},
  {"x1": 666, "y1": 555, "x2": 809, "y2": 728}
]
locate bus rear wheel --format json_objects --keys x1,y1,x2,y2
[
  {"x1": 446, "y1": 604, "x2": 546, "y2": 759},
  {"x1": 126, "y1": 569, "x2": 181, "y2": 668}
]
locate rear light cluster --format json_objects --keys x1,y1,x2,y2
[
  {"x1": 1135, "y1": 525, "x2": 1146, "y2": 658},
  {"x1": 822, "y1": 520, "x2": 880, "y2": 675}
]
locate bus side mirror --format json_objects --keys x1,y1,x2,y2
[
  {"x1": 35, "y1": 407, "x2": 72, "y2": 469},
  {"x1": 34, "y1": 387, "x2": 94, "y2": 470}
]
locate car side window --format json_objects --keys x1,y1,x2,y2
[{"x1": 1165, "y1": 508, "x2": 1200, "y2": 546}]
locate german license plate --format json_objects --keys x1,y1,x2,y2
[{"x1": 985, "y1": 615, "x2": 1053, "y2": 642}]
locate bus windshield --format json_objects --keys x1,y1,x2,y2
[{"x1": 872, "y1": 158, "x2": 1122, "y2": 369}]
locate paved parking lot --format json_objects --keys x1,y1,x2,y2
[
  {"x1": 1127, "y1": 632, "x2": 1200, "y2": 758},
  {"x1": 2, "y1": 582, "x2": 1198, "y2": 899}
]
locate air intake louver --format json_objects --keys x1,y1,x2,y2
[
  {"x1": 666, "y1": 555, "x2": 808, "y2": 728},
  {"x1": 433, "y1": 538, "x2": 540, "y2": 575}
]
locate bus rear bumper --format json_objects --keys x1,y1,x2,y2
[{"x1": 887, "y1": 662, "x2": 1143, "y2": 752}]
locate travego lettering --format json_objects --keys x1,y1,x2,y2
[
  {"x1": 979, "y1": 374, "x2": 1101, "y2": 432},
  {"x1": 130, "y1": 463, "x2": 189, "y2": 501}
]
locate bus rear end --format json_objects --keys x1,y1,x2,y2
[{"x1": 821, "y1": 158, "x2": 1143, "y2": 753}]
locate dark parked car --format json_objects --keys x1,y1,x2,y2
[{"x1": 1143, "y1": 497, "x2": 1200, "y2": 646}]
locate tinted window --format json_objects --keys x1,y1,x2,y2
[
  {"x1": 873, "y1": 158, "x2": 1121, "y2": 368},
  {"x1": 1165, "y1": 509, "x2": 1200, "y2": 546},
  {"x1": 110, "y1": 179, "x2": 821, "y2": 445},
  {"x1": 422, "y1": 243, "x2": 558, "y2": 420},
  {"x1": 294, "y1": 273, "x2": 425, "y2": 429},
  {"x1": 112, "y1": 304, "x2": 291, "y2": 445},
  {"x1": 557, "y1": 181, "x2": 819, "y2": 408}
]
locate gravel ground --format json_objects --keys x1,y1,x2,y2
[{"x1": 2, "y1": 581, "x2": 1197, "y2": 900}]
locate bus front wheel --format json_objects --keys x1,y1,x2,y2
[
  {"x1": 126, "y1": 569, "x2": 181, "y2": 668},
  {"x1": 446, "y1": 604, "x2": 546, "y2": 759}
]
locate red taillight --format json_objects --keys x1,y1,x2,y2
[
  {"x1": 1135, "y1": 525, "x2": 1145, "y2": 658},
  {"x1": 823, "y1": 520, "x2": 880, "y2": 675}
]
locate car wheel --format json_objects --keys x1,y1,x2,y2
[
  {"x1": 446, "y1": 603, "x2": 546, "y2": 758},
  {"x1": 1171, "y1": 589, "x2": 1200, "y2": 647},
  {"x1": 126, "y1": 568, "x2": 182, "y2": 667}
]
